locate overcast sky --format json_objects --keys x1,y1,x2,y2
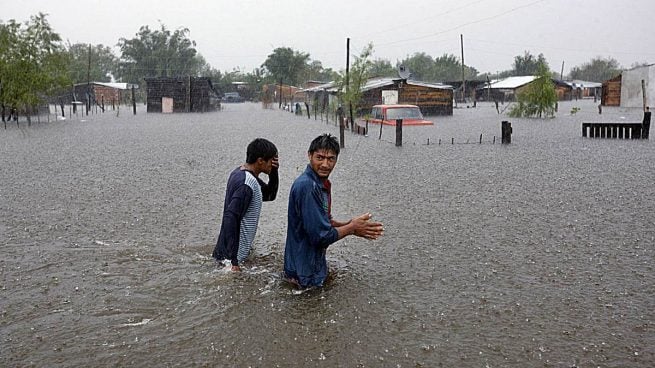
[{"x1": 3, "y1": 0, "x2": 654, "y2": 76}]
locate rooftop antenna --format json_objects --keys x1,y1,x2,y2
[{"x1": 398, "y1": 65, "x2": 411, "y2": 80}]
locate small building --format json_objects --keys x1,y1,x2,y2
[
  {"x1": 618, "y1": 64, "x2": 655, "y2": 108},
  {"x1": 477, "y1": 76, "x2": 536, "y2": 102},
  {"x1": 359, "y1": 78, "x2": 453, "y2": 116},
  {"x1": 552, "y1": 79, "x2": 574, "y2": 101},
  {"x1": 477, "y1": 76, "x2": 572, "y2": 102},
  {"x1": 565, "y1": 80, "x2": 602, "y2": 100},
  {"x1": 144, "y1": 77, "x2": 220, "y2": 113},
  {"x1": 446, "y1": 80, "x2": 487, "y2": 102},
  {"x1": 52, "y1": 82, "x2": 136, "y2": 108},
  {"x1": 90, "y1": 82, "x2": 135, "y2": 105},
  {"x1": 261, "y1": 83, "x2": 302, "y2": 109}
]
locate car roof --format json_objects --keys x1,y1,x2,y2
[{"x1": 373, "y1": 104, "x2": 419, "y2": 108}]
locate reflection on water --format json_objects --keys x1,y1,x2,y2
[{"x1": 1, "y1": 101, "x2": 654, "y2": 367}]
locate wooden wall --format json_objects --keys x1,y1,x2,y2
[
  {"x1": 360, "y1": 83, "x2": 453, "y2": 116},
  {"x1": 145, "y1": 77, "x2": 217, "y2": 113},
  {"x1": 602, "y1": 75, "x2": 621, "y2": 106},
  {"x1": 93, "y1": 85, "x2": 122, "y2": 105}
]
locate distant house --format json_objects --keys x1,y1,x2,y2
[
  {"x1": 144, "y1": 77, "x2": 220, "y2": 113},
  {"x1": 553, "y1": 79, "x2": 574, "y2": 101},
  {"x1": 294, "y1": 81, "x2": 337, "y2": 111},
  {"x1": 478, "y1": 76, "x2": 536, "y2": 102},
  {"x1": 53, "y1": 82, "x2": 136, "y2": 108},
  {"x1": 564, "y1": 80, "x2": 602, "y2": 100},
  {"x1": 446, "y1": 80, "x2": 487, "y2": 102},
  {"x1": 261, "y1": 83, "x2": 302, "y2": 108},
  {"x1": 477, "y1": 76, "x2": 572, "y2": 102},
  {"x1": 358, "y1": 78, "x2": 454, "y2": 116},
  {"x1": 296, "y1": 78, "x2": 454, "y2": 116}
]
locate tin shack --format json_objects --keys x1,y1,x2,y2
[
  {"x1": 359, "y1": 78, "x2": 453, "y2": 116},
  {"x1": 144, "y1": 77, "x2": 220, "y2": 113}
]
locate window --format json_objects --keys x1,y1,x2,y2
[{"x1": 385, "y1": 107, "x2": 423, "y2": 120}]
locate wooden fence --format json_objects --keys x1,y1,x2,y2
[{"x1": 582, "y1": 122, "x2": 648, "y2": 139}]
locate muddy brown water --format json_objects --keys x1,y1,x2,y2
[{"x1": 1, "y1": 101, "x2": 654, "y2": 367}]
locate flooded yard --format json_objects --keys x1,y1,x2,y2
[{"x1": 1, "y1": 100, "x2": 654, "y2": 367}]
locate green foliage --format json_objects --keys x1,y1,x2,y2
[
  {"x1": 116, "y1": 23, "x2": 201, "y2": 84},
  {"x1": 369, "y1": 58, "x2": 397, "y2": 78},
  {"x1": 569, "y1": 57, "x2": 621, "y2": 82},
  {"x1": 0, "y1": 13, "x2": 71, "y2": 113},
  {"x1": 301, "y1": 60, "x2": 338, "y2": 83},
  {"x1": 397, "y1": 52, "x2": 478, "y2": 82},
  {"x1": 512, "y1": 51, "x2": 549, "y2": 76},
  {"x1": 335, "y1": 43, "x2": 374, "y2": 114},
  {"x1": 66, "y1": 43, "x2": 118, "y2": 83},
  {"x1": 508, "y1": 64, "x2": 557, "y2": 119},
  {"x1": 399, "y1": 52, "x2": 434, "y2": 80},
  {"x1": 261, "y1": 47, "x2": 310, "y2": 86}
]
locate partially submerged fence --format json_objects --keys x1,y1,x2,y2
[{"x1": 582, "y1": 122, "x2": 649, "y2": 139}]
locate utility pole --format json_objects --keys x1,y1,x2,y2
[
  {"x1": 346, "y1": 38, "x2": 354, "y2": 133},
  {"x1": 560, "y1": 61, "x2": 565, "y2": 80},
  {"x1": 86, "y1": 44, "x2": 91, "y2": 116},
  {"x1": 460, "y1": 34, "x2": 466, "y2": 102}
]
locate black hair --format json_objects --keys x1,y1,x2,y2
[
  {"x1": 246, "y1": 138, "x2": 278, "y2": 164},
  {"x1": 308, "y1": 133, "x2": 340, "y2": 156}
]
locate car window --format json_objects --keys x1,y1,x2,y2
[{"x1": 386, "y1": 107, "x2": 423, "y2": 120}]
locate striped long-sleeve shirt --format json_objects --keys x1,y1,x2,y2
[{"x1": 213, "y1": 167, "x2": 278, "y2": 266}]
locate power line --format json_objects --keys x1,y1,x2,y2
[
  {"x1": 361, "y1": 0, "x2": 488, "y2": 39},
  {"x1": 467, "y1": 37, "x2": 655, "y2": 58},
  {"x1": 374, "y1": 0, "x2": 547, "y2": 48}
]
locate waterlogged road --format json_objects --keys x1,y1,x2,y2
[{"x1": 1, "y1": 101, "x2": 654, "y2": 367}]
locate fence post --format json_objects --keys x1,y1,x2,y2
[
  {"x1": 131, "y1": 86, "x2": 137, "y2": 115},
  {"x1": 501, "y1": 121, "x2": 512, "y2": 144},
  {"x1": 643, "y1": 107, "x2": 651, "y2": 139},
  {"x1": 338, "y1": 106, "x2": 345, "y2": 149},
  {"x1": 395, "y1": 119, "x2": 403, "y2": 147}
]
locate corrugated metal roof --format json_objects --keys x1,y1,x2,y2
[
  {"x1": 488, "y1": 76, "x2": 536, "y2": 89},
  {"x1": 95, "y1": 82, "x2": 133, "y2": 90},
  {"x1": 300, "y1": 78, "x2": 452, "y2": 93},
  {"x1": 301, "y1": 81, "x2": 337, "y2": 92},
  {"x1": 566, "y1": 80, "x2": 602, "y2": 88},
  {"x1": 361, "y1": 77, "x2": 452, "y2": 92},
  {"x1": 73, "y1": 82, "x2": 137, "y2": 90}
]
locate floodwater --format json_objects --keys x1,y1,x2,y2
[{"x1": 1, "y1": 100, "x2": 654, "y2": 367}]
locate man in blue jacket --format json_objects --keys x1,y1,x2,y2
[
  {"x1": 213, "y1": 138, "x2": 279, "y2": 271},
  {"x1": 283, "y1": 134, "x2": 384, "y2": 288}
]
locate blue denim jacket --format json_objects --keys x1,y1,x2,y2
[{"x1": 283, "y1": 165, "x2": 339, "y2": 287}]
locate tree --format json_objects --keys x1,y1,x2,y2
[
  {"x1": 397, "y1": 52, "x2": 478, "y2": 82},
  {"x1": 336, "y1": 43, "x2": 374, "y2": 118},
  {"x1": 508, "y1": 63, "x2": 557, "y2": 118},
  {"x1": 569, "y1": 57, "x2": 621, "y2": 82},
  {"x1": 116, "y1": 23, "x2": 201, "y2": 84},
  {"x1": 301, "y1": 60, "x2": 338, "y2": 83},
  {"x1": 512, "y1": 51, "x2": 549, "y2": 76},
  {"x1": 433, "y1": 54, "x2": 477, "y2": 81},
  {"x1": 67, "y1": 43, "x2": 118, "y2": 83},
  {"x1": 369, "y1": 58, "x2": 397, "y2": 78},
  {"x1": 0, "y1": 13, "x2": 70, "y2": 121},
  {"x1": 261, "y1": 47, "x2": 310, "y2": 87},
  {"x1": 399, "y1": 52, "x2": 435, "y2": 81}
]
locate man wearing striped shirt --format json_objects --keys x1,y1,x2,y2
[{"x1": 213, "y1": 138, "x2": 279, "y2": 271}]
